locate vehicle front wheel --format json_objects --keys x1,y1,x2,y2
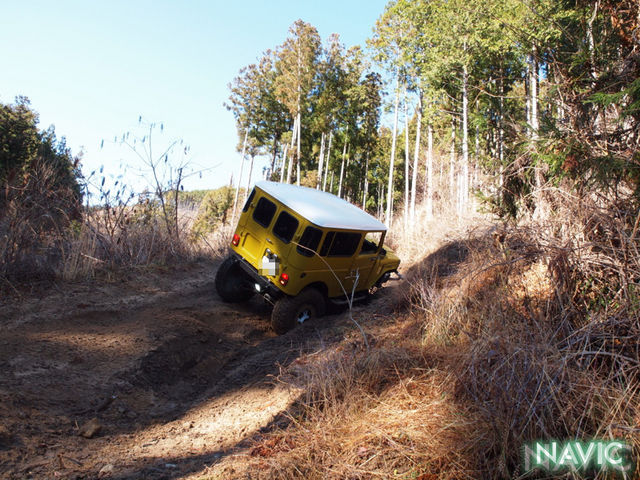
[
  {"x1": 215, "y1": 256, "x2": 254, "y2": 303},
  {"x1": 271, "y1": 288, "x2": 325, "y2": 334}
]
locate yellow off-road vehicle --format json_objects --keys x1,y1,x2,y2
[{"x1": 215, "y1": 181, "x2": 401, "y2": 333}]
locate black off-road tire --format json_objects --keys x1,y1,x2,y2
[
  {"x1": 215, "y1": 256, "x2": 254, "y2": 303},
  {"x1": 271, "y1": 288, "x2": 325, "y2": 334},
  {"x1": 374, "y1": 271, "x2": 393, "y2": 288}
]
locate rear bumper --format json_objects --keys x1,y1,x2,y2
[{"x1": 230, "y1": 252, "x2": 283, "y2": 301}]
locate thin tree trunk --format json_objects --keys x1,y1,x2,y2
[
  {"x1": 363, "y1": 152, "x2": 369, "y2": 210},
  {"x1": 296, "y1": 112, "x2": 301, "y2": 185},
  {"x1": 317, "y1": 132, "x2": 325, "y2": 189},
  {"x1": 270, "y1": 137, "x2": 278, "y2": 179},
  {"x1": 426, "y1": 123, "x2": 433, "y2": 219},
  {"x1": 286, "y1": 115, "x2": 298, "y2": 184},
  {"x1": 449, "y1": 116, "x2": 456, "y2": 206},
  {"x1": 457, "y1": 168, "x2": 464, "y2": 217},
  {"x1": 529, "y1": 46, "x2": 545, "y2": 219},
  {"x1": 403, "y1": 87, "x2": 410, "y2": 228},
  {"x1": 525, "y1": 64, "x2": 531, "y2": 138},
  {"x1": 330, "y1": 171, "x2": 334, "y2": 193},
  {"x1": 588, "y1": 0, "x2": 601, "y2": 133},
  {"x1": 386, "y1": 77, "x2": 400, "y2": 226},
  {"x1": 245, "y1": 154, "x2": 255, "y2": 203},
  {"x1": 474, "y1": 122, "x2": 479, "y2": 189},
  {"x1": 338, "y1": 136, "x2": 347, "y2": 198},
  {"x1": 323, "y1": 130, "x2": 332, "y2": 191},
  {"x1": 231, "y1": 129, "x2": 249, "y2": 225},
  {"x1": 410, "y1": 90, "x2": 422, "y2": 222},
  {"x1": 530, "y1": 49, "x2": 539, "y2": 140},
  {"x1": 498, "y1": 71, "x2": 505, "y2": 200},
  {"x1": 279, "y1": 144, "x2": 289, "y2": 183},
  {"x1": 587, "y1": 1, "x2": 599, "y2": 84},
  {"x1": 462, "y1": 56, "x2": 470, "y2": 209},
  {"x1": 379, "y1": 181, "x2": 384, "y2": 220}
]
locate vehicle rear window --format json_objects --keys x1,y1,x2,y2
[
  {"x1": 320, "y1": 231, "x2": 362, "y2": 257},
  {"x1": 297, "y1": 226, "x2": 323, "y2": 257},
  {"x1": 242, "y1": 188, "x2": 256, "y2": 212},
  {"x1": 252, "y1": 197, "x2": 276, "y2": 228},
  {"x1": 272, "y1": 211, "x2": 299, "y2": 243}
]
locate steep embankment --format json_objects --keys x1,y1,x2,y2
[{"x1": 203, "y1": 219, "x2": 640, "y2": 479}]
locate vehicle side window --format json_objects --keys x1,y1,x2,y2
[
  {"x1": 242, "y1": 188, "x2": 256, "y2": 212},
  {"x1": 360, "y1": 232, "x2": 383, "y2": 255},
  {"x1": 360, "y1": 239, "x2": 378, "y2": 255},
  {"x1": 252, "y1": 197, "x2": 276, "y2": 228},
  {"x1": 297, "y1": 226, "x2": 323, "y2": 257},
  {"x1": 320, "y1": 231, "x2": 361, "y2": 257},
  {"x1": 319, "y1": 231, "x2": 335, "y2": 256},
  {"x1": 273, "y1": 211, "x2": 299, "y2": 243},
  {"x1": 329, "y1": 232, "x2": 361, "y2": 256}
]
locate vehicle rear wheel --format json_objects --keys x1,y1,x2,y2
[
  {"x1": 271, "y1": 288, "x2": 325, "y2": 334},
  {"x1": 215, "y1": 256, "x2": 254, "y2": 303}
]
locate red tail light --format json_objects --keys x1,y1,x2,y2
[
  {"x1": 231, "y1": 233, "x2": 240, "y2": 246},
  {"x1": 279, "y1": 273, "x2": 289, "y2": 286}
]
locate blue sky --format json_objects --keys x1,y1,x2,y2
[{"x1": 0, "y1": 0, "x2": 389, "y2": 196}]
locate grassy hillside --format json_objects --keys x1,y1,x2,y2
[{"x1": 207, "y1": 200, "x2": 640, "y2": 479}]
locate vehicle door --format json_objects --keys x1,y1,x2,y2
[
  {"x1": 288, "y1": 223, "x2": 325, "y2": 283},
  {"x1": 349, "y1": 231, "x2": 385, "y2": 292},
  {"x1": 238, "y1": 193, "x2": 278, "y2": 269},
  {"x1": 318, "y1": 230, "x2": 362, "y2": 297}
]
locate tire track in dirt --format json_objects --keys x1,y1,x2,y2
[{"x1": 0, "y1": 260, "x2": 351, "y2": 479}]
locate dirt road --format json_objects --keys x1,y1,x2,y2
[{"x1": 0, "y1": 260, "x2": 368, "y2": 479}]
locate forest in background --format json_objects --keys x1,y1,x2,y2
[{"x1": 226, "y1": 0, "x2": 639, "y2": 228}]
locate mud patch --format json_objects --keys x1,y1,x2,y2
[{"x1": 134, "y1": 331, "x2": 228, "y2": 400}]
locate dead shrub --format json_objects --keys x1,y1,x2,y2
[
  {"x1": 0, "y1": 160, "x2": 79, "y2": 286},
  {"x1": 1, "y1": 167, "x2": 222, "y2": 289}
]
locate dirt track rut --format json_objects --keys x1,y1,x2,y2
[{"x1": 0, "y1": 260, "x2": 359, "y2": 479}]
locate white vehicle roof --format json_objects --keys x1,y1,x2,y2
[{"x1": 255, "y1": 181, "x2": 387, "y2": 231}]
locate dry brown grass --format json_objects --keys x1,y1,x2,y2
[
  {"x1": 57, "y1": 201, "x2": 234, "y2": 282},
  {"x1": 0, "y1": 161, "x2": 79, "y2": 286},
  {"x1": 212, "y1": 193, "x2": 640, "y2": 479},
  {"x1": 227, "y1": 334, "x2": 482, "y2": 480},
  {"x1": 1, "y1": 179, "x2": 225, "y2": 290},
  {"x1": 59, "y1": 213, "x2": 200, "y2": 282}
]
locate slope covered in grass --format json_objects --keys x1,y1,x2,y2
[{"x1": 206, "y1": 201, "x2": 640, "y2": 479}]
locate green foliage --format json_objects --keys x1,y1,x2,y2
[
  {"x1": 274, "y1": 20, "x2": 322, "y2": 117},
  {"x1": 0, "y1": 96, "x2": 40, "y2": 179},
  {"x1": 225, "y1": 50, "x2": 289, "y2": 169},
  {"x1": 227, "y1": 21, "x2": 383, "y2": 201},
  {"x1": 223, "y1": 1, "x2": 640, "y2": 220},
  {"x1": 0, "y1": 97, "x2": 82, "y2": 214},
  {"x1": 176, "y1": 189, "x2": 213, "y2": 207},
  {"x1": 191, "y1": 186, "x2": 237, "y2": 238},
  {"x1": 0, "y1": 98, "x2": 85, "y2": 284}
]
